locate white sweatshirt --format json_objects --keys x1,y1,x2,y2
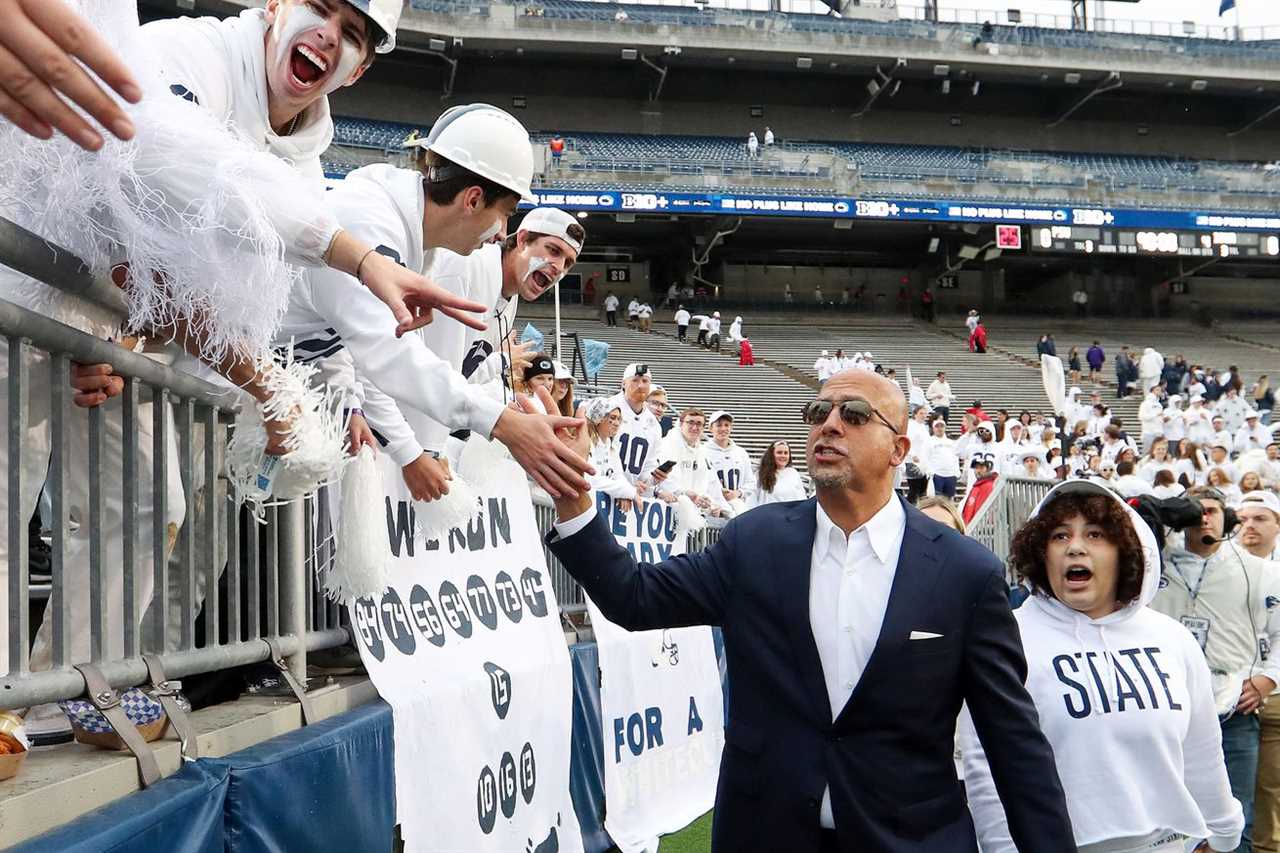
[
  {"x1": 588, "y1": 437, "x2": 636, "y2": 500},
  {"x1": 276, "y1": 164, "x2": 505, "y2": 456},
  {"x1": 1152, "y1": 540, "x2": 1280, "y2": 715},
  {"x1": 674, "y1": 308, "x2": 691, "y2": 327},
  {"x1": 610, "y1": 394, "x2": 663, "y2": 485},
  {"x1": 924, "y1": 435, "x2": 961, "y2": 478},
  {"x1": 703, "y1": 439, "x2": 754, "y2": 504},
  {"x1": 657, "y1": 431, "x2": 729, "y2": 513},
  {"x1": 750, "y1": 466, "x2": 807, "y2": 507},
  {"x1": 962, "y1": 482, "x2": 1244, "y2": 853}
]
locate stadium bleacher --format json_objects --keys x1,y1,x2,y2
[
  {"x1": 409, "y1": 0, "x2": 1280, "y2": 62},
  {"x1": 329, "y1": 117, "x2": 1278, "y2": 207}
]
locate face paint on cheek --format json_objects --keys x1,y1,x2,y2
[
  {"x1": 525, "y1": 255, "x2": 551, "y2": 285},
  {"x1": 476, "y1": 219, "x2": 502, "y2": 247},
  {"x1": 320, "y1": 39, "x2": 363, "y2": 95},
  {"x1": 273, "y1": 4, "x2": 328, "y2": 69}
]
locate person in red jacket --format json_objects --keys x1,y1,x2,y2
[
  {"x1": 962, "y1": 453, "x2": 1000, "y2": 524},
  {"x1": 969, "y1": 321, "x2": 988, "y2": 353},
  {"x1": 738, "y1": 338, "x2": 755, "y2": 366}
]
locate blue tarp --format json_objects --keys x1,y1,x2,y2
[
  {"x1": 216, "y1": 701, "x2": 394, "y2": 853},
  {"x1": 13, "y1": 638, "x2": 725, "y2": 853},
  {"x1": 12, "y1": 761, "x2": 228, "y2": 853}
]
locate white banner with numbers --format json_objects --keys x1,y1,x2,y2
[
  {"x1": 350, "y1": 452, "x2": 584, "y2": 853},
  {"x1": 586, "y1": 493, "x2": 725, "y2": 853}
]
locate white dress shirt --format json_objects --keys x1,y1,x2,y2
[
  {"x1": 553, "y1": 493, "x2": 908, "y2": 832},
  {"x1": 810, "y1": 496, "x2": 907, "y2": 828}
]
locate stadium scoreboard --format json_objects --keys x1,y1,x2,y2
[{"x1": 1029, "y1": 225, "x2": 1280, "y2": 258}]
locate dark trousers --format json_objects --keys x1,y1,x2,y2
[
  {"x1": 606, "y1": 310, "x2": 617, "y2": 326},
  {"x1": 935, "y1": 405, "x2": 950, "y2": 425},
  {"x1": 923, "y1": 303, "x2": 935, "y2": 322},
  {"x1": 697, "y1": 329, "x2": 708, "y2": 346},
  {"x1": 677, "y1": 324, "x2": 688, "y2": 341},
  {"x1": 1223, "y1": 712, "x2": 1260, "y2": 852},
  {"x1": 933, "y1": 475, "x2": 958, "y2": 498},
  {"x1": 906, "y1": 476, "x2": 928, "y2": 504}
]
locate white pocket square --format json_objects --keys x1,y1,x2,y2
[{"x1": 909, "y1": 631, "x2": 943, "y2": 640}]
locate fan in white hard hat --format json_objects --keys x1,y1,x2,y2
[{"x1": 402, "y1": 104, "x2": 537, "y2": 254}]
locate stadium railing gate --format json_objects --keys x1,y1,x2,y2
[{"x1": 0, "y1": 217, "x2": 348, "y2": 713}]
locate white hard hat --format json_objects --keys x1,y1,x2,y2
[
  {"x1": 410, "y1": 104, "x2": 536, "y2": 202},
  {"x1": 345, "y1": 0, "x2": 402, "y2": 53},
  {"x1": 519, "y1": 207, "x2": 584, "y2": 252}
]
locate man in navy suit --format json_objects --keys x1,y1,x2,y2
[{"x1": 530, "y1": 369, "x2": 1074, "y2": 852}]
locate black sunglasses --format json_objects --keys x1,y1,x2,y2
[{"x1": 802, "y1": 399, "x2": 902, "y2": 435}]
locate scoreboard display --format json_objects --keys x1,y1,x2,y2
[{"x1": 1030, "y1": 225, "x2": 1280, "y2": 259}]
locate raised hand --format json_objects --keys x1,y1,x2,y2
[
  {"x1": 0, "y1": 0, "x2": 142, "y2": 150},
  {"x1": 493, "y1": 389, "x2": 592, "y2": 498}
]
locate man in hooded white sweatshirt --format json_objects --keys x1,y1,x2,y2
[
  {"x1": 19, "y1": 0, "x2": 425, "y2": 688},
  {"x1": 1139, "y1": 386, "x2": 1166, "y2": 453},
  {"x1": 656, "y1": 408, "x2": 728, "y2": 518},
  {"x1": 703, "y1": 410, "x2": 754, "y2": 517},
  {"x1": 1140, "y1": 347, "x2": 1166, "y2": 402},
  {"x1": 963, "y1": 480, "x2": 1244, "y2": 853},
  {"x1": 814, "y1": 350, "x2": 835, "y2": 383},
  {"x1": 1152, "y1": 486, "x2": 1280, "y2": 852}
]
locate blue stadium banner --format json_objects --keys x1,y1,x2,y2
[
  {"x1": 1220, "y1": 0, "x2": 1236, "y2": 14},
  {"x1": 524, "y1": 187, "x2": 1280, "y2": 233}
]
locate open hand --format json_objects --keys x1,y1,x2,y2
[
  {"x1": 357, "y1": 249, "x2": 489, "y2": 337},
  {"x1": 0, "y1": 0, "x2": 142, "y2": 150},
  {"x1": 504, "y1": 333, "x2": 536, "y2": 379},
  {"x1": 494, "y1": 388, "x2": 592, "y2": 498}
]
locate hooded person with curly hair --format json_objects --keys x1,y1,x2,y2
[{"x1": 962, "y1": 481, "x2": 1244, "y2": 853}]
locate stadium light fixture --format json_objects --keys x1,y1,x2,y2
[
  {"x1": 933, "y1": 64, "x2": 950, "y2": 77},
  {"x1": 797, "y1": 57, "x2": 813, "y2": 69},
  {"x1": 1182, "y1": 20, "x2": 1196, "y2": 35},
  {"x1": 958, "y1": 245, "x2": 981, "y2": 260},
  {"x1": 1064, "y1": 72, "x2": 1082, "y2": 85},
  {"x1": 512, "y1": 96, "x2": 527, "y2": 109},
  {"x1": 750, "y1": 105, "x2": 764, "y2": 117},
  {"x1": 949, "y1": 115, "x2": 963, "y2": 126},
  {"x1": 1137, "y1": 125, "x2": 1149, "y2": 136},
  {"x1": 928, "y1": 237, "x2": 941, "y2": 253},
  {"x1": 1007, "y1": 9, "x2": 1021, "y2": 23},
  {"x1": 621, "y1": 48, "x2": 638, "y2": 61},
  {"x1": 577, "y1": 212, "x2": 589, "y2": 219},
  {"x1": 867, "y1": 80, "x2": 882, "y2": 96},
  {"x1": 941, "y1": 80, "x2": 951, "y2": 94},
  {"x1": 428, "y1": 37, "x2": 446, "y2": 52},
  {"x1": 983, "y1": 247, "x2": 1003, "y2": 262},
  {"x1": 1190, "y1": 79, "x2": 1208, "y2": 92}
]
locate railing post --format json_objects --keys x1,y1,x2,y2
[{"x1": 278, "y1": 500, "x2": 308, "y2": 686}]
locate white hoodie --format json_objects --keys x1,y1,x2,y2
[
  {"x1": 703, "y1": 439, "x2": 755, "y2": 506},
  {"x1": 657, "y1": 431, "x2": 729, "y2": 513},
  {"x1": 962, "y1": 481, "x2": 1244, "y2": 853},
  {"x1": 276, "y1": 165, "x2": 505, "y2": 458}
]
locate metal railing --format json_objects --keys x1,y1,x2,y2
[
  {"x1": 0, "y1": 219, "x2": 348, "y2": 712},
  {"x1": 966, "y1": 475, "x2": 1053, "y2": 578}
]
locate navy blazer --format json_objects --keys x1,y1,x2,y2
[{"x1": 548, "y1": 496, "x2": 1075, "y2": 853}]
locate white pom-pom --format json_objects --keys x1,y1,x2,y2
[
  {"x1": 673, "y1": 495, "x2": 707, "y2": 534},
  {"x1": 226, "y1": 355, "x2": 347, "y2": 505},
  {"x1": 415, "y1": 476, "x2": 480, "y2": 545},
  {"x1": 325, "y1": 445, "x2": 392, "y2": 601},
  {"x1": 456, "y1": 434, "x2": 516, "y2": 494}
]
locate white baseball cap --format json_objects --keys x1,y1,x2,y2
[
  {"x1": 1241, "y1": 490, "x2": 1280, "y2": 517},
  {"x1": 1190, "y1": 394, "x2": 1204, "y2": 403},
  {"x1": 709, "y1": 410, "x2": 734, "y2": 424},
  {"x1": 552, "y1": 360, "x2": 572, "y2": 381},
  {"x1": 1246, "y1": 409, "x2": 1260, "y2": 420},
  {"x1": 622, "y1": 363, "x2": 653, "y2": 383},
  {"x1": 519, "y1": 207, "x2": 585, "y2": 253}
]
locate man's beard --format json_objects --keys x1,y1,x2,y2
[{"x1": 810, "y1": 468, "x2": 852, "y2": 489}]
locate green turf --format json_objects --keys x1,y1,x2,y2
[{"x1": 658, "y1": 811, "x2": 713, "y2": 853}]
